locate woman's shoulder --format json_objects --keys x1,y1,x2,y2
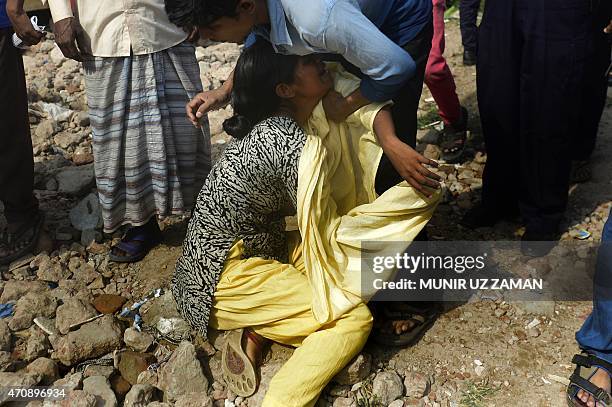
[{"x1": 248, "y1": 116, "x2": 306, "y2": 142}]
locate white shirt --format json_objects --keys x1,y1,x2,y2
[{"x1": 43, "y1": 0, "x2": 188, "y2": 57}]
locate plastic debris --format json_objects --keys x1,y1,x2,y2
[
  {"x1": 575, "y1": 229, "x2": 591, "y2": 240},
  {"x1": 119, "y1": 288, "x2": 163, "y2": 331},
  {"x1": 0, "y1": 303, "x2": 15, "y2": 319}
]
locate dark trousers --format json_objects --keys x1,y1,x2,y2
[
  {"x1": 375, "y1": 19, "x2": 433, "y2": 194},
  {"x1": 459, "y1": 0, "x2": 481, "y2": 55},
  {"x1": 571, "y1": 1, "x2": 611, "y2": 161},
  {"x1": 477, "y1": 0, "x2": 592, "y2": 233},
  {"x1": 0, "y1": 28, "x2": 38, "y2": 225}
]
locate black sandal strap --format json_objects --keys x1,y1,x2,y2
[
  {"x1": 569, "y1": 372, "x2": 612, "y2": 405},
  {"x1": 573, "y1": 354, "x2": 612, "y2": 375}
]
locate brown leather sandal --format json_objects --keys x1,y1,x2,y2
[{"x1": 222, "y1": 328, "x2": 267, "y2": 397}]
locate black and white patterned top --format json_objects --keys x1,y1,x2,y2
[{"x1": 172, "y1": 116, "x2": 307, "y2": 337}]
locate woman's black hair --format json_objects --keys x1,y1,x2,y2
[
  {"x1": 223, "y1": 39, "x2": 300, "y2": 139},
  {"x1": 165, "y1": 0, "x2": 241, "y2": 29}
]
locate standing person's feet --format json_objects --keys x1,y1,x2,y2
[
  {"x1": 463, "y1": 50, "x2": 477, "y2": 66},
  {"x1": 520, "y1": 227, "x2": 560, "y2": 257},
  {"x1": 568, "y1": 354, "x2": 611, "y2": 407},
  {"x1": 461, "y1": 204, "x2": 519, "y2": 229},
  {"x1": 440, "y1": 106, "x2": 469, "y2": 164},
  {"x1": 109, "y1": 218, "x2": 163, "y2": 263},
  {"x1": 0, "y1": 211, "x2": 45, "y2": 265}
]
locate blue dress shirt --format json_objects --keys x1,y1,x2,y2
[{"x1": 248, "y1": 0, "x2": 432, "y2": 102}]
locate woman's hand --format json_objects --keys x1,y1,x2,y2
[
  {"x1": 186, "y1": 88, "x2": 230, "y2": 127},
  {"x1": 384, "y1": 138, "x2": 441, "y2": 197}
]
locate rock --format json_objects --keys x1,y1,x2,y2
[
  {"x1": 0, "y1": 280, "x2": 48, "y2": 303},
  {"x1": 53, "y1": 315, "x2": 123, "y2": 366},
  {"x1": 56, "y1": 164, "x2": 95, "y2": 195},
  {"x1": 9, "y1": 292, "x2": 57, "y2": 331},
  {"x1": 83, "y1": 364, "x2": 115, "y2": 379},
  {"x1": 81, "y1": 229, "x2": 100, "y2": 248},
  {"x1": 124, "y1": 328, "x2": 154, "y2": 352},
  {"x1": 54, "y1": 131, "x2": 83, "y2": 149},
  {"x1": 404, "y1": 372, "x2": 431, "y2": 399},
  {"x1": 140, "y1": 291, "x2": 182, "y2": 326},
  {"x1": 76, "y1": 111, "x2": 90, "y2": 127},
  {"x1": 82, "y1": 375, "x2": 118, "y2": 407},
  {"x1": 123, "y1": 384, "x2": 160, "y2": 407},
  {"x1": 73, "y1": 262, "x2": 99, "y2": 285},
  {"x1": 156, "y1": 317, "x2": 191, "y2": 343},
  {"x1": 0, "y1": 320, "x2": 11, "y2": 351},
  {"x1": 388, "y1": 400, "x2": 404, "y2": 407},
  {"x1": 247, "y1": 360, "x2": 284, "y2": 407},
  {"x1": 25, "y1": 327, "x2": 51, "y2": 361},
  {"x1": 175, "y1": 392, "x2": 214, "y2": 407},
  {"x1": 0, "y1": 372, "x2": 39, "y2": 404},
  {"x1": 515, "y1": 301, "x2": 556, "y2": 318},
  {"x1": 333, "y1": 353, "x2": 372, "y2": 385},
  {"x1": 0, "y1": 351, "x2": 14, "y2": 372},
  {"x1": 332, "y1": 397, "x2": 355, "y2": 407},
  {"x1": 148, "y1": 403, "x2": 172, "y2": 407},
  {"x1": 92, "y1": 294, "x2": 127, "y2": 314},
  {"x1": 136, "y1": 369, "x2": 158, "y2": 387},
  {"x1": 73, "y1": 151, "x2": 94, "y2": 166},
  {"x1": 53, "y1": 372, "x2": 83, "y2": 391},
  {"x1": 35, "y1": 119, "x2": 58, "y2": 141},
  {"x1": 56, "y1": 390, "x2": 97, "y2": 407},
  {"x1": 36, "y1": 258, "x2": 70, "y2": 283},
  {"x1": 55, "y1": 298, "x2": 98, "y2": 335},
  {"x1": 27, "y1": 357, "x2": 59, "y2": 385},
  {"x1": 157, "y1": 341, "x2": 209, "y2": 402},
  {"x1": 49, "y1": 46, "x2": 66, "y2": 65},
  {"x1": 118, "y1": 351, "x2": 156, "y2": 385},
  {"x1": 371, "y1": 371, "x2": 403, "y2": 406},
  {"x1": 424, "y1": 144, "x2": 441, "y2": 160},
  {"x1": 69, "y1": 193, "x2": 102, "y2": 231},
  {"x1": 110, "y1": 374, "x2": 132, "y2": 398}
]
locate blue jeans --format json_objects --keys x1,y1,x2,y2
[{"x1": 576, "y1": 209, "x2": 612, "y2": 364}]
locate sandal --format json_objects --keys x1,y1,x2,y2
[
  {"x1": 372, "y1": 302, "x2": 441, "y2": 347},
  {"x1": 440, "y1": 107, "x2": 468, "y2": 164},
  {"x1": 222, "y1": 328, "x2": 266, "y2": 397},
  {"x1": 109, "y1": 219, "x2": 162, "y2": 263},
  {"x1": 567, "y1": 353, "x2": 611, "y2": 407},
  {"x1": 571, "y1": 160, "x2": 592, "y2": 184},
  {"x1": 0, "y1": 211, "x2": 44, "y2": 266}
]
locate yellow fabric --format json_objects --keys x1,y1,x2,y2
[
  {"x1": 210, "y1": 236, "x2": 373, "y2": 407},
  {"x1": 299, "y1": 63, "x2": 441, "y2": 324}
]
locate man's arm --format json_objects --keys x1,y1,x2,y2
[
  {"x1": 6, "y1": 0, "x2": 46, "y2": 45},
  {"x1": 186, "y1": 68, "x2": 234, "y2": 127},
  {"x1": 319, "y1": 1, "x2": 416, "y2": 120}
]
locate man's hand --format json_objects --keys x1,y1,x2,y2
[
  {"x1": 605, "y1": 19, "x2": 612, "y2": 34},
  {"x1": 6, "y1": 0, "x2": 45, "y2": 46},
  {"x1": 384, "y1": 138, "x2": 441, "y2": 197},
  {"x1": 54, "y1": 17, "x2": 87, "y2": 62},
  {"x1": 186, "y1": 88, "x2": 230, "y2": 127}
]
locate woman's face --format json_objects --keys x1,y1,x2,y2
[{"x1": 289, "y1": 56, "x2": 334, "y2": 101}]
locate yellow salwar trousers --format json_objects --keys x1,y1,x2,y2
[{"x1": 209, "y1": 236, "x2": 373, "y2": 407}]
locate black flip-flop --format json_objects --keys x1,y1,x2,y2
[
  {"x1": 372, "y1": 303, "x2": 441, "y2": 347},
  {"x1": 567, "y1": 353, "x2": 611, "y2": 407},
  {"x1": 0, "y1": 211, "x2": 44, "y2": 266}
]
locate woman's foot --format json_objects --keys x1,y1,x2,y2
[
  {"x1": 109, "y1": 218, "x2": 162, "y2": 263},
  {"x1": 371, "y1": 302, "x2": 440, "y2": 347},
  {"x1": 222, "y1": 328, "x2": 269, "y2": 397},
  {"x1": 576, "y1": 368, "x2": 611, "y2": 407}
]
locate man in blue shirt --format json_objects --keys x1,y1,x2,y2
[
  {"x1": 0, "y1": 0, "x2": 46, "y2": 265},
  {"x1": 165, "y1": 0, "x2": 441, "y2": 196}
]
